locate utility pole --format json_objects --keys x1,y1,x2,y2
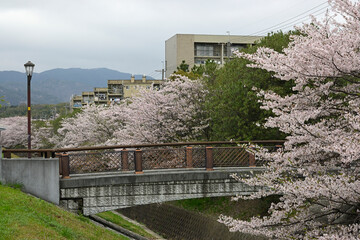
[
  {"x1": 155, "y1": 61, "x2": 166, "y2": 80},
  {"x1": 226, "y1": 31, "x2": 231, "y2": 57},
  {"x1": 155, "y1": 69, "x2": 165, "y2": 80}
]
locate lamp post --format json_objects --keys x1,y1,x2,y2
[
  {"x1": 24, "y1": 61, "x2": 35, "y2": 158},
  {"x1": 0, "y1": 127, "x2": 5, "y2": 158}
]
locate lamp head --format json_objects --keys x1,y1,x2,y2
[{"x1": 24, "y1": 61, "x2": 35, "y2": 77}]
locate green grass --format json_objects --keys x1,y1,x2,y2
[
  {"x1": 0, "y1": 184, "x2": 129, "y2": 240},
  {"x1": 96, "y1": 211, "x2": 157, "y2": 239},
  {"x1": 170, "y1": 195, "x2": 280, "y2": 220}
]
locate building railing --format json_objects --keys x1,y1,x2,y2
[{"x1": 2, "y1": 140, "x2": 285, "y2": 178}]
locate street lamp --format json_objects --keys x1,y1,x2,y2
[
  {"x1": 0, "y1": 127, "x2": 5, "y2": 158},
  {"x1": 24, "y1": 61, "x2": 35, "y2": 158}
]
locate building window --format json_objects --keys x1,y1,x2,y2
[
  {"x1": 108, "y1": 84, "x2": 123, "y2": 94},
  {"x1": 228, "y1": 44, "x2": 246, "y2": 55},
  {"x1": 97, "y1": 93, "x2": 106, "y2": 100},
  {"x1": 195, "y1": 59, "x2": 206, "y2": 64},
  {"x1": 195, "y1": 44, "x2": 221, "y2": 57},
  {"x1": 195, "y1": 44, "x2": 213, "y2": 56},
  {"x1": 73, "y1": 102, "x2": 82, "y2": 108}
]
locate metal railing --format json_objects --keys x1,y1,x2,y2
[{"x1": 2, "y1": 140, "x2": 285, "y2": 178}]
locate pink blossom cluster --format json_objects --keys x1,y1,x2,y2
[
  {"x1": 56, "y1": 104, "x2": 125, "y2": 147},
  {"x1": 55, "y1": 75, "x2": 208, "y2": 147},
  {"x1": 219, "y1": 0, "x2": 360, "y2": 239},
  {"x1": 0, "y1": 116, "x2": 58, "y2": 149},
  {"x1": 0, "y1": 116, "x2": 27, "y2": 148}
]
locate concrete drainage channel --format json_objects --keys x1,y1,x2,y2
[
  {"x1": 118, "y1": 203, "x2": 267, "y2": 240},
  {"x1": 89, "y1": 211, "x2": 164, "y2": 240}
]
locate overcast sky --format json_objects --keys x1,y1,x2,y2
[{"x1": 0, "y1": 0, "x2": 328, "y2": 79}]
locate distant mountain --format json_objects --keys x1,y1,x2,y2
[{"x1": 0, "y1": 68, "x2": 154, "y2": 105}]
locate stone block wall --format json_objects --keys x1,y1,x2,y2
[{"x1": 60, "y1": 168, "x2": 263, "y2": 215}]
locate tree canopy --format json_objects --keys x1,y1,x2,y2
[
  {"x1": 181, "y1": 31, "x2": 295, "y2": 141},
  {"x1": 219, "y1": 0, "x2": 360, "y2": 238}
]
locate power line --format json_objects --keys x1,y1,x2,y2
[
  {"x1": 166, "y1": 2, "x2": 330, "y2": 74},
  {"x1": 264, "y1": 9, "x2": 328, "y2": 34},
  {"x1": 249, "y1": 1, "x2": 328, "y2": 36},
  {"x1": 228, "y1": 1, "x2": 329, "y2": 44}
]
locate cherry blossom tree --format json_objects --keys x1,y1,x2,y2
[
  {"x1": 111, "y1": 75, "x2": 208, "y2": 145},
  {"x1": 55, "y1": 75, "x2": 208, "y2": 147},
  {"x1": 219, "y1": 0, "x2": 360, "y2": 239},
  {"x1": 56, "y1": 104, "x2": 125, "y2": 148},
  {"x1": 32, "y1": 123, "x2": 59, "y2": 149},
  {"x1": 0, "y1": 116, "x2": 27, "y2": 148},
  {"x1": 0, "y1": 116, "x2": 57, "y2": 149}
]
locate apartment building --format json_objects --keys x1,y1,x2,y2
[
  {"x1": 108, "y1": 75, "x2": 162, "y2": 103},
  {"x1": 71, "y1": 75, "x2": 164, "y2": 109},
  {"x1": 165, "y1": 34, "x2": 263, "y2": 78}
]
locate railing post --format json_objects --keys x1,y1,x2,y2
[
  {"x1": 186, "y1": 147, "x2": 193, "y2": 168},
  {"x1": 4, "y1": 151, "x2": 11, "y2": 159},
  {"x1": 121, "y1": 148, "x2": 129, "y2": 171},
  {"x1": 45, "y1": 151, "x2": 52, "y2": 158},
  {"x1": 249, "y1": 152, "x2": 256, "y2": 167},
  {"x1": 135, "y1": 149, "x2": 143, "y2": 174},
  {"x1": 56, "y1": 153, "x2": 63, "y2": 175},
  {"x1": 61, "y1": 152, "x2": 70, "y2": 179},
  {"x1": 205, "y1": 147, "x2": 214, "y2": 171}
]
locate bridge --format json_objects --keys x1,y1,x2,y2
[{"x1": 1, "y1": 141, "x2": 283, "y2": 215}]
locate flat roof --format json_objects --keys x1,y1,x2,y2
[{"x1": 168, "y1": 33, "x2": 263, "y2": 44}]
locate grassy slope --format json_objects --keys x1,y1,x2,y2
[
  {"x1": 96, "y1": 211, "x2": 158, "y2": 239},
  {"x1": 0, "y1": 184, "x2": 128, "y2": 240}
]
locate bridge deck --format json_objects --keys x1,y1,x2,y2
[{"x1": 60, "y1": 167, "x2": 265, "y2": 189}]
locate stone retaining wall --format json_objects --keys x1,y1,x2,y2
[{"x1": 60, "y1": 168, "x2": 264, "y2": 215}]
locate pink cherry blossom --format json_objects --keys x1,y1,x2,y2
[
  {"x1": 55, "y1": 75, "x2": 208, "y2": 147},
  {"x1": 219, "y1": 0, "x2": 360, "y2": 239}
]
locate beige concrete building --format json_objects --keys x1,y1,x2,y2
[
  {"x1": 82, "y1": 91, "x2": 95, "y2": 106},
  {"x1": 108, "y1": 75, "x2": 163, "y2": 103},
  {"x1": 94, "y1": 87, "x2": 108, "y2": 105},
  {"x1": 165, "y1": 34, "x2": 263, "y2": 78},
  {"x1": 71, "y1": 95, "x2": 83, "y2": 109},
  {"x1": 71, "y1": 75, "x2": 164, "y2": 109}
]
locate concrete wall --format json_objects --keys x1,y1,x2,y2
[
  {"x1": 60, "y1": 168, "x2": 264, "y2": 215},
  {"x1": 165, "y1": 34, "x2": 178, "y2": 78},
  {"x1": 0, "y1": 157, "x2": 59, "y2": 205}
]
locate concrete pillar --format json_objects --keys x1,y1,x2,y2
[
  {"x1": 142, "y1": 74, "x2": 146, "y2": 83},
  {"x1": 131, "y1": 75, "x2": 135, "y2": 83},
  {"x1": 221, "y1": 43, "x2": 224, "y2": 64}
]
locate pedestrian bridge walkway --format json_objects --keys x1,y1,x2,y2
[
  {"x1": 60, "y1": 167, "x2": 265, "y2": 215},
  {"x1": 2, "y1": 141, "x2": 283, "y2": 215}
]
